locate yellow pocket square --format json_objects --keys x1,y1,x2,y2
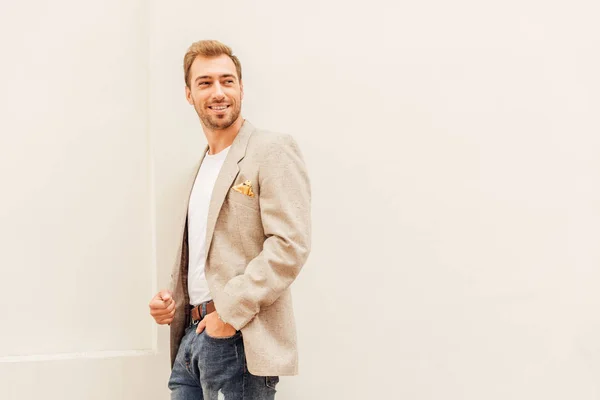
[{"x1": 232, "y1": 180, "x2": 255, "y2": 197}]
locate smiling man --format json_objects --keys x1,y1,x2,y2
[{"x1": 148, "y1": 40, "x2": 312, "y2": 400}]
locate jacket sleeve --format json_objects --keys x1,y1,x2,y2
[{"x1": 214, "y1": 134, "x2": 312, "y2": 330}]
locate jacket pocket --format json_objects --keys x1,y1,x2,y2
[{"x1": 228, "y1": 188, "x2": 260, "y2": 210}]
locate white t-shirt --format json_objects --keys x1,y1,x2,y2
[{"x1": 187, "y1": 146, "x2": 230, "y2": 306}]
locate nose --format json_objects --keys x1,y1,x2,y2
[{"x1": 211, "y1": 82, "x2": 225, "y2": 100}]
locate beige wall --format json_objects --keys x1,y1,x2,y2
[
  {"x1": 1, "y1": 0, "x2": 599, "y2": 399},
  {"x1": 150, "y1": 1, "x2": 600, "y2": 399}
]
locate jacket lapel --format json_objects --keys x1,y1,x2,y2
[{"x1": 204, "y1": 120, "x2": 255, "y2": 261}]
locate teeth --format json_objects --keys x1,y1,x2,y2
[{"x1": 211, "y1": 106, "x2": 227, "y2": 110}]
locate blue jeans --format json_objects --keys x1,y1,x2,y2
[{"x1": 168, "y1": 324, "x2": 279, "y2": 400}]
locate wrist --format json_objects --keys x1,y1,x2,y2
[{"x1": 218, "y1": 313, "x2": 235, "y2": 330}]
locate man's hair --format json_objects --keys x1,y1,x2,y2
[{"x1": 183, "y1": 40, "x2": 242, "y2": 88}]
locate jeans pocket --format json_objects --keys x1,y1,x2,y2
[
  {"x1": 204, "y1": 330, "x2": 242, "y2": 341},
  {"x1": 265, "y1": 376, "x2": 279, "y2": 390}
]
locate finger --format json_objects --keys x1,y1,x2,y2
[
  {"x1": 160, "y1": 298, "x2": 174, "y2": 310},
  {"x1": 196, "y1": 320, "x2": 205, "y2": 334},
  {"x1": 156, "y1": 315, "x2": 171, "y2": 323},
  {"x1": 156, "y1": 317, "x2": 174, "y2": 325},
  {"x1": 166, "y1": 298, "x2": 175, "y2": 309},
  {"x1": 149, "y1": 306, "x2": 169, "y2": 315},
  {"x1": 149, "y1": 297, "x2": 175, "y2": 311},
  {"x1": 149, "y1": 299, "x2": 169, "y2": 310},
  {"x1": 164, "y1": 300, "x2": 175, "y2": 313},
  {"x1": 150, "y1": 301, "x2": 175, "y2": 316},
  {"x1": 149, "y1": 290, "x2": 173, "y2": 305},
  {"x1": 151, "y1": 310, "x2": 174, "y2": 320}
]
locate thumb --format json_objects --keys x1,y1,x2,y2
[
  {"x1": 159, "y1": 290, "x2": 172, "y2": 302},
  {"x1": 196, "y1": 319, "x2": 206, "y2": 334}
]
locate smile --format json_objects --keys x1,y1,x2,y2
[{"x1": 209, "y1": 105, "x2": 230, "y2": 111}]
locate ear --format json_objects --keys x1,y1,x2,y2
[
  {"x1": 239, "y1": 80, "x2": 244, "y2": 101},
  {"x1": 185, "y1": 85, "x2": 193, "y2": 105}
]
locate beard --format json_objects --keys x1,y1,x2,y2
[{"x1": 196, "y1": 98, "x2": 242, "y2": 131}]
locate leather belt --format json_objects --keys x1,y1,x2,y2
[{"x1": 190, "y1": 300, "x2": 216, "y2": 323}]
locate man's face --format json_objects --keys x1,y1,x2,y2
[{"x1": 186, "y1": 54, "x2": 244, "y2": 131}]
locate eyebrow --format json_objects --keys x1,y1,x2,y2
[{"x1": 194, "y1": 74, "x2": 237, "y2": 83}]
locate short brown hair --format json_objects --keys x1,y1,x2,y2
[{"x1": 183, "y1": 40, "x2": 242, "y2": 88}]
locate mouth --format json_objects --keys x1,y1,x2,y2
[{"x1": 208, "y1": 104, "x2": 230, "y2": 112}]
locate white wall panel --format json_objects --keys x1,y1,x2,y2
[{"x1": 0, "y1": 1, "x2": 169, "y2": 398}]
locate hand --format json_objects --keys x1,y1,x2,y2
[
  {"x1": 149, "y1": 290, "x2": 175, "y2": 325},
  {"x1": 196, "y1": 311, "x2": 237, "y2": 338}
]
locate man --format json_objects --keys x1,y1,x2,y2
[{"x1": 148, "y1": 40, "x2": 311, "y2": 400}]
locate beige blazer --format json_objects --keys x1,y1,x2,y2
[{"x1": 169, "y1": 120, "x2": 311, "y2": 376}]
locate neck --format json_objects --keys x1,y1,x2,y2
[{"x1": 203, "y1": 116, "x2": 244, "y2": 155}]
